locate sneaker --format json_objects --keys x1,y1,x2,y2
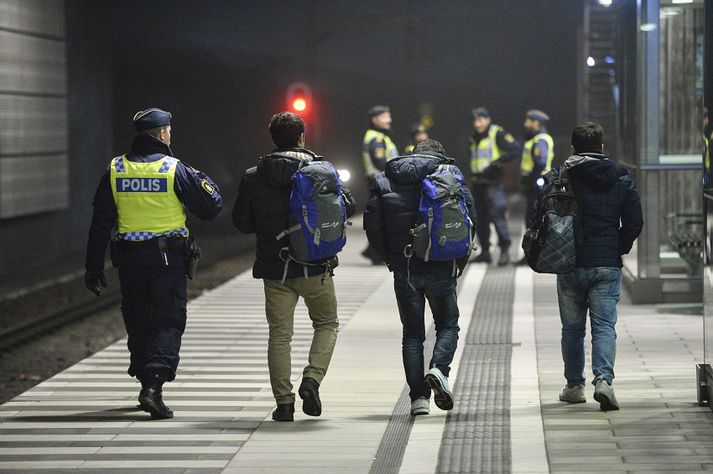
[
  {"x1": 425, "y1": 368, "x2": 454, "y2": 410},
  {"x1": 410, "y1": 397, "x2": 430, "y2": 416},
  {"x1": 497, "y1": 251, "x2": 510, "y2": 266},
  {"x1": 559, "y1": 385, "x2": 586, "y2": 403},
  {"x1": 471, "y1": 251, "x2": 492, "y2": 264},
  {"x1": 298, "y1": 377, "x2": 322, "y2": 416},
  {"x1": 593, "y1": 379, "x2": 619, "y2": 411}
]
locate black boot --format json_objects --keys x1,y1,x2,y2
[
  {"x1": 298, "y1": 377, "x2": 322, "y2": 416},
  {"x1": 471, "y1": 251, "x2": 491, "y2": 264},
  {"x1": 272, "y1": 403, "x2": 295, "y2": 422},
  {"x1": 142, "y1": 382, "x2": 173, "y2": 419},
  {"x1": 497, "y1": 250, "x2": 510, "y2": 266},
  {"x1": 138, "y1": 380, "x2": 149, "y2": 410}
]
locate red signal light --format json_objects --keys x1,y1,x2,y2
[{"x1": 292, "y1": 97, "x2": 307, "y2": 112}]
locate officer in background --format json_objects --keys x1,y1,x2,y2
[
  {"x1": 84, "y1": 108, "x2": 222, "y2": 419},
  {"x1": 404, "y1": 124, "x2": 429, "y2": 154},
  {"x1": 362, "y1": 105, "x2": 398, "y2": 264},
  {"x1": 519, "y1": 109, "x2": 554, "y2": 264},
  {"x1": 468, "y1": 107, "x2": 521, "y2": 266}
]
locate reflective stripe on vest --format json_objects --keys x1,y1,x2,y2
[
  {"x1": 469, "y1": 125, "x2": 502, "y2": 174},
  {"x1": 705, "y1": 134, "x2": 710, "y2": 173},
  {"x1": 362, "y1": 129, "x2": 398, "y2": 177},
  {"x1": 520, "y1": 132, "x2": 554, "y2": 176},
  {"x1": 109, "y1": 155, "x2": 188, "y2": 241}
]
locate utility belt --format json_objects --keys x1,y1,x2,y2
[{"x1": 110, "y1": 235, "x2": 201, "y2": 279}]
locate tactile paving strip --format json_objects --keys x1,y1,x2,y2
[{"x1": 437, "y1": 265, "x2": 515, "y2": 473}]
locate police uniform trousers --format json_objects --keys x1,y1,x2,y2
[
  {"x1": 118, "y1": 245, "x2": 187, "y2": 383},
  {"x1": 471, "y1": 182, "x2": 511, "y2": 251},
  {"x1": 524, "y1": 181, "x2": 543, "y2": 228}
]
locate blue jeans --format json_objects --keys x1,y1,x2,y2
[
  {"x1": 556, "y1": 267, "x2": 622, "y2": 387},
  {"x1": 393, "y1": 270, "x2": 460, "y2": 401}
]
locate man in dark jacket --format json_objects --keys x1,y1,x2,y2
[
  {"x1": 233, "y1": 112, "x2": 355, "y2": 422},
  {"x1": 364, "y1": 139, "x2": 476, "y2": 416},
  {"x1": 555, "y1": 122, "x2": 642, "y2": 411}
]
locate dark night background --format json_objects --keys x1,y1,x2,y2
[{"x1": 1, "y1": 0, "x2": 583, "y2": 272}]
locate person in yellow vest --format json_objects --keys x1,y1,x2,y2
[
  {"x1": 520, "y1": 109, "x2": 555, "y2": 236},
  {"x1": 468, "y1": 107, "x2": 521, "y2": 266},
  {"x1": 362, "y1": 105, "x2": 398, "y2": 263},
  {"x1": 404, "y1": 124, "x2": 429, "y2": 154},
  {"x1": 84, "y1": 108, "x2": 222, "y2": 419}
]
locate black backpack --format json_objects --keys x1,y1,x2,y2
[{"x1": 521, "y1": 166, "x2": 581, "y2": 274}]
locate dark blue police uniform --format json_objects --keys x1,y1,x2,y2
[{"x1": 85, "y1": 108, "x2": 222, "y2": 418}]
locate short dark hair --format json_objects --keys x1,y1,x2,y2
[
  {"x1": 413, "y1": 138, "x2": 446, "y2": 155},
  {"x1": 142, "y1": 126, "x2": 167, "y2": 138},
  {"x1": 269, "y1": 112, "x2": 304, "y2": 149},
  {"x1": 571, "y1": 122, "x2": 603, "y2": 153}
]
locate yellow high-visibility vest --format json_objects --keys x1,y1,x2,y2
[
  {"x1": 362, "y1": 129, "x2": 398, "y2": 178},
  {"x1": 109, "y1": 155, "x2": 187, "y2": 241},
  {"x1": 520, "y1": 132, "x2": 554, "y2": 176},
  {"x1": 469, "y1": 125, "x2": 503, "y2": 174}
]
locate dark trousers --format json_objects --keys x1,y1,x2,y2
[
  {"x1": 118, "y1": 255, "x2": 187, "y2": 383},
  {"x1": 472, "y1": 182, "x2": 511, "y2": 252},
  {"x1": 393, "y1": 270, "x2": 460, "y2": 401},
  {"x1": 524, "y1": 185, "x2": 543, "y2": 228}
]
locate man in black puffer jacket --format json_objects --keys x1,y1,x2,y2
[
  {"x1": 364, "y1": 139, "x2": 476, "y2": 416},
  {"x1": 555, "y1": 122, "x2": 642, "y2": 412},
  {"x1": 234, "y1": 112, "x2": 355, "y2": 422}
]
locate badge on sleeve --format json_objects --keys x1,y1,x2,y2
[
  {"x1": 201, "y1": 179, "x2": 214, "y2": 195},
  {"x1": 504, "y1": 134, "x2": 515, "y2": 143},
  {"x1": 375, "y1": 148, "x2": 385, "y2": 159},
  {"x1": 534, "y1": 147, "x2": 541, "y2": 157}
]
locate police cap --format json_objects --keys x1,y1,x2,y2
[
  {"x1": 471, "y1": 107, "x2": 491, "y2": 118},
  {"x1": 368, "y1": 105, "x2": 390, "y2": 117},
  {"x1": 133, "y1": 108, "x2": 172, "y2": 132},
  {"x1": 525, "y1": 109, "x2": 550, "y2": 123}
]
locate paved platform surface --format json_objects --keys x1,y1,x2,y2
[{"x1": 0, "y1": 227, "x2": 710, "y2": 472}]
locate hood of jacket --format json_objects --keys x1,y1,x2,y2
[
  {"x1": 384, "y1": 152, "x2": 455, "y2": 185},
  {"x1": 564, "y1": 152, "x2": 621, "y2": 191},
  {"x1": 257, "y1": 148, "x2": 321, "y2": 188}
]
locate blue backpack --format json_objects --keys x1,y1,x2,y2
[
  {"x1": 277, "y1": 161, "x2": 348, "y2": 277},
  {"x1": 409, "y1": 164, "x2": 475, "y2": 263}
]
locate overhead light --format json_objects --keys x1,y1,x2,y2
[
  {"x1": 337, "y1": 169, "x2": 351, "y2": 183},
  {"x1": 597, "y1": 0, "x2": 613, "y2": 6},
  {"x1": 586, "y1": 56, "x2": 596, "y2": 67},
  {"x1": 661, "y1": 7, "x2": 682, "y2": 17},
  {"x1": 640, "y1": 23, "x2": 657, "y2": 31},
  {"x1": 671, "y1": 0, "x2": 693, "y2": 4}
]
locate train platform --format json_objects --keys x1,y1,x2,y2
[{"x1": 0, "y1": 227, "x2": 710, "y2": 473}]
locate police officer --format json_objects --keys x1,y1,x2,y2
[
  {"x1": 468, "y1": 107, "x2": 521, "y2": 266},
  {"x1": 84, "y1": 108, "x2": 222, "y2": 419},
  {"x1": 362, "y1": 105, "x2": 398, "y2": 263},
  {"x1": 520, "y1": 109, "x2": 554, "y2": 230},
  {"x1": 404, "y1": 124, "x2": 429, "y2": 154}
]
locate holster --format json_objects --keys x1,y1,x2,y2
[
  {"x1": 109, "y1": 238, "x2": 122, "y2": 268},
  {"x1": 185, "y1": 237, "x2": 201, "y2": 279}
]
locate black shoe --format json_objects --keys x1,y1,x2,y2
[
  {"x1": 138, "y1": 382, "x2": 150, "y2": 410},
  {"x1": 497, "y1": 251, "x2": 510, "y2": 266},
  {"x1": 471, "y1": 251, "x2": 491, "y2": 264},
  {"x1": 298, "y1": 377, "x2": 322, "y2": 416},
  {"x1": 272, "y1": 403, "x2": 295, "y2": 422},
  {"x1": 515, "y1": 256, "x2": 529, "y2": 266},
  {"x1": 141, "y1": 383, "x2": 173, "y2": 419}
]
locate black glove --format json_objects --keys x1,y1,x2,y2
[{"x1": 85, "y1": 271, "x2": 107, "y2": 296}]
